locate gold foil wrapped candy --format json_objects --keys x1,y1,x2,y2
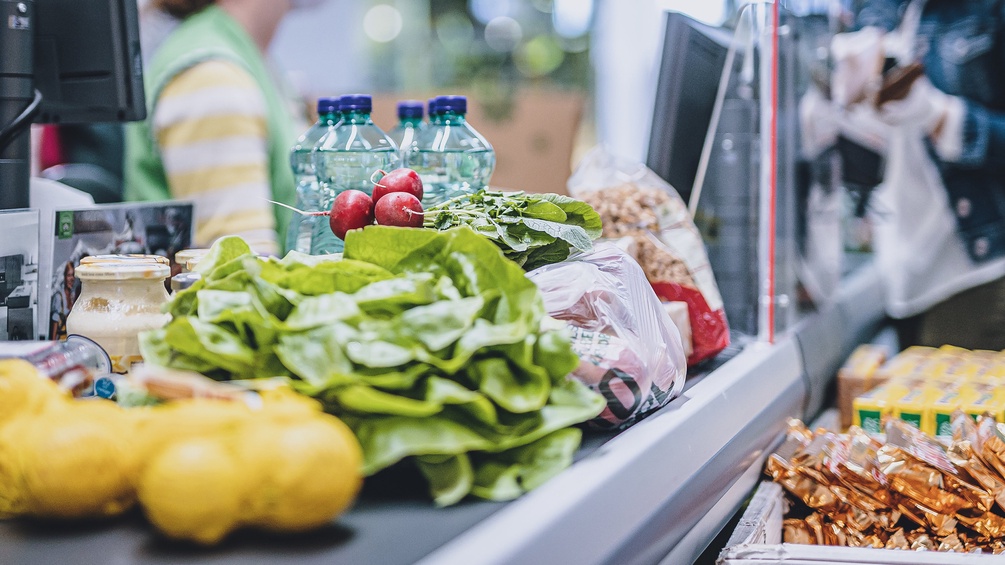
[{"x1": 766, "y1": 414, "x2": 1005, "y2": 554}]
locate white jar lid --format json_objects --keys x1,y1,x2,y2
[
  {"x1": 174, "y1": 248, "x2": 209, "y2": 266},
  {"x1": 76, "y1": 261, "x2": 171, "y2": 280},
  {"x1": 79, "y1": 254, "x2": 171, "y2": 266}
]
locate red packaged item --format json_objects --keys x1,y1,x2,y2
[
  {"x1": 569, "y1": 147, "x2": 729, "y2": 365},
  {"x1": 528, "y1": 243, "x2": 687, "y2": 428}
]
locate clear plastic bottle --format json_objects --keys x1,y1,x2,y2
[
  {"x1": 312, "y1": 94, "x2": 400, "y2": 252},
  {"x1": 286, "y1": 96, "x2": 342, "y2": 254},
  {"x1": 406, "y1": 95, "x2": 495, "y2": 207},
  {"x1": 387, "y1": 100, "x2": 426, "y2": 164}
]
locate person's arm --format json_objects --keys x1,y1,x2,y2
[
  {"x1": 946, "y1": 98, "x2": 1005, "y2": 173},
  {"x1": 855, "y1": 0, "x2": 908, "y2": 32},
  {"x1": 49, "y1": 291, "x2": 63, "y2": 339},
  {"x1": 153, "y1": 59, "x2": 279, "y2": 254}
]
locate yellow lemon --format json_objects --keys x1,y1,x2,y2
[
  {"x1": 138, "y1": 436, "x2": 249, "y2": 545},
  {"x1": 258, "y1": 386, "x2": 324, "y2": 423},
  {"x1": 0, "y1": 360, "x2": 66, "y2": 426},
  {"x1": 0, "y1": 420, "x2": 28, "y2": 518},
  {"x1": 241, "y1": 414, "x2": 363, "y2": 532},
  {"x1": 16, "y1": 400, "x2": 137, "y2": 518},
  {"x1": 133, "y1": 398, "x2": 252, "y2": 466}
]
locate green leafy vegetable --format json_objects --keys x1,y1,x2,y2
[
  {"x1": 416, "y1": 454, "x2": 474, "y2": 507},
  {"x1": 141, "y1": 227, "x2": 604, "y2": 505},
  {"x1": 423, "y1": 190, "x2": 603, "y2": 270}
]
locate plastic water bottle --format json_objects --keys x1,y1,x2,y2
[
  {"x1": 286, "y1": 96, "x2": 342, "y2": 254},
  {"x1": 388, "y1": 100, "x2": 426, "y2": 163},
  {"x1": 406, "y1": 95, "x2": 495, "y2": 207},
  {"x1": 312, "y1": 94, "x2": 400, "y2": 252}
]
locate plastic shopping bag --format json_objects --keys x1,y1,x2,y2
[
  {"x1": 528, "y1": 243, "x2": 687, "y2": 429},
  {"x1": 871, "y1": 128, "x2": 1005, "y2": 318},
  {"x1": 568, "y1": 147, "x2": 729, "y2": 365}
]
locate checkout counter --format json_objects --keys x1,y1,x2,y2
[{"x1": 0, "y1": 261, "x2": 887, "y2": 564}]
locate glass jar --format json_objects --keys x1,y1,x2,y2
[
  {"x1": 66, "y1": 261, "x2": 172, "y2": 374},
  {"x1": 175, "y1": 249, "x2": 209, "y2": 273},
  {"x1": 170, "y1": 272, "x2": 202, "y2": 293}
]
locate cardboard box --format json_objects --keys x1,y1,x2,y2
[
  {"x1": 837, "y1": 344, "x2": 889, "y2": 429},
  {"x1": 371, "y1": 88, "x2": 584, "y2": 195},
  {"x1": 718, "y1": 482, "x2": 1004, "y2": 564}
]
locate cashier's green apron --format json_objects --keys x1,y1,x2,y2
[{"x1": 124, "y1": 5, "x2": 296, "y2": 250}]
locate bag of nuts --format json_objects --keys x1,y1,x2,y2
[{"x1": 568, "y1": 147, "x2": 729, "y2": 365}]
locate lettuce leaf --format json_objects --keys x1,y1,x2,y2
[{"x1": 141, "y1": 228, "x2": 603, "y2": 504}]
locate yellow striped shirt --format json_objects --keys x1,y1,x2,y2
[{"x1": 153, "y1": 59, "x2": 278, "y2": 254}]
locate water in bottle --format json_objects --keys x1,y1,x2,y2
[
  {"x1": 312, "y1": 94, "x2": 400, "y2": 252},
  {"x1": 286, "y1": 96, "x2": 342, "y2": 254},
  {"x1": 406, "y1": 95, "x2": 495, "y2": 207},
  {"x1": 388, "y1": 100, "x2": 426, "y2": 163}
]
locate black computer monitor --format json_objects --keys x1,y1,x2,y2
[
  {"x1": 0, "y1": 0, "x2": 145, "y2": 209},
  {"x1": 646, "y1": 12, "x2": 733, "y2": 204},
  {"x1": 32, "y1": 0, "x2": 146, "y2": 123}
]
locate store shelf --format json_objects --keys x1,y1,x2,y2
[{"x1": 0, "y1": 263, "x2": 886, "y2": 565}]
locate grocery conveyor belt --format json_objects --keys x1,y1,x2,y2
[{"x1": 0, "y1": 264, "x2": 886, "y2": 565}]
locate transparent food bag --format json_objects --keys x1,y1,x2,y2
[
  {"x1": 568, "y1": 147, "x2": 730, "y2": 365},
  {"x1": 528, "y1": 243, "x2": 686, "y2": 429}
]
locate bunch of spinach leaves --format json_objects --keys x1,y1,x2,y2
[
  {"x1": 140, "y1": 227, "x2": 604, "y2": 505},
  {"x1": 423, "y1": 191, "x2": 603, "y2": 271}
]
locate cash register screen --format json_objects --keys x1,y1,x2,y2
[
  {"x1": 646, "y1": 11, "x2": 731, "y2": 204},
  {"x1": 31, "y1": 0, "x2": 145, "y2": 124}
]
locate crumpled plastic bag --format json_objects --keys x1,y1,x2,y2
[
  {"x1": 568, "y1": 146, "x2": 730, "y2": 365},
  {"x1": 528, "y1": 243, "x2": 686, "y2": 429}
]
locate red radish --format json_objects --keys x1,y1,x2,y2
[
  {"x1": 375, "y1": 192, "x2": 424, "y2": 227},
  {"x1": 329, "y1": 190, "x2": 374, "y2": 239},
  {"x1": 372, "y1": 168, "x2": 423, "y2": 203}
]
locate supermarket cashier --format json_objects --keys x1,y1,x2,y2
[
  {"x1": 854, "y1": 0, "x2": 1005, "y2": 349},
  {"x1": 125, "y1": 0, "x2": 324, "y2": 255}
]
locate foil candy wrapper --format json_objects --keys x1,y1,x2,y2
[
  {"x1": 884, "y1": 528, "x2": 909, "y2": 550},
  {"x1": 766, "y1": 415, "x2": 1005, "y2": 554},
  {"x1": 951, "y1": 412, "x2": 1005, "y2": 508},
  {"x1": 766, "y1": 419, "x2": 814, "y2": 481},
  {"x1": 783, "y1": 518, "x2": 816, "y2": 545},
  {"x1": 908, "y1": 530, "x2": 935, "y2": 551},
  {"x1": 976, "y1": 415, "x2": 1005, "y2": 481},
  {"x1": 938, "y1": 532, "x2": 965, "y2": 552}
]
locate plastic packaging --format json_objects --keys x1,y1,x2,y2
[
  {"x1": 388, "y1": 100, "x2": 426, "y2": 163},
  {"x1": 406, "y1": 95, "x2": 495, "y2": 207},
  {"x1": 528, "y1": 242, "x2": 687, "y2": 428},
  {"x1": 287, "y1": 96, "x2": 342, "y2": 254},
  {"x1": 313, "y1": 94, "x2": 400, "y2": 253},
  {"x1": 0, "y1": 338, "x2": 108, "y2": 378},
  {"x1": 568, "y1": 147, "x2": 729, "y2": 365}
]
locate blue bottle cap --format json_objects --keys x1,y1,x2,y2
[
  {"x1": 397, "y1": 100, "x2": 424, "y2": 120},
  {"x1": 434, "y1": 95, "x2": 466, "y2": 114},
  {"x1": 428, "y1": 97, "x2": 439, "y2": 116},
  {"x1": 340, "y1": 94, "x2": 372, "y2": 113},
  {"x1": 317, "y1": 97, "x2": 340, "y2": 115}
]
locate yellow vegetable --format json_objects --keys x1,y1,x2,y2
[
  {"x1": 0, "y1": 360, "x2": 66, "y2": 425},
  {"x1": 1, "y1": 399, "x2": 137, "y2": 518},
  {"x1": 0, "y1": 363, "x2": 364, "y2": 545},
  {"x1": 139, "y1": 436, "x2": 250, "y2": 545},
  {"x1": 132, "y1": 399, "x2": 253, "y2": 466},
  {"x1": 240, "y1": 415, "x2": 363, "y2": 532}
]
